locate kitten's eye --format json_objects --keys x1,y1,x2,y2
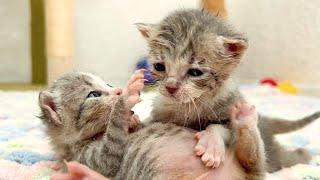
[
  {"x1": 188, "y1": 69, "x2": 203, "y2": 77},
  {"x1": 107, "y1": 83, "x2": 113, "y2": 87},
  {"x1": 154, "y1": 63, "x2": 166, "y2": 72},
  {"x1": 87, "y1": 91, "x2": 101, "y2": 98}
]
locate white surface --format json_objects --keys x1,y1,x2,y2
[
  {"x1": 2, "y1": 0, "x2": 320, "y2": 88},
  {"x1": 227, "y1": 0, "x2": 320, "y2": 86},
  {"x1": 74, "y1": 0, "x2": 320, "y2": 88},
  {"x1": 73, "y1": 0, "x2": 197, "y2": 86},
  {"x1": 0, "y1": 0, "x2": 30, "y2": 83}
]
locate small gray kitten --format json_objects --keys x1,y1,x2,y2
[
  {"x1": 39, "y1": 72, "x2": 266, "y2": 179},
  {"x1": 137, "y1": 9, "x2": 319, "y2": 172}
]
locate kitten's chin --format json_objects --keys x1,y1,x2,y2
[
  {"x1": 158, "y1": 86, "x2": 207, "y2": 104},
  {"x1": 159, "y1": 92, "x2": 194, "y2": 104}
]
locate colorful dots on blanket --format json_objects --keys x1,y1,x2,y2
[
  {"x1": 4, "y1": 150, "x2": 54, "y2": 166},
  {"x1": 303, "y1": 175, "x2": 319, "y2": 180},
  {"x1": 260, "y1": 78, "x2": 298, "y2": 95},
  {"x1": 293, "y1": 164, "x2": 320, "y2": 179},
  {"x1": 278, "y1": 82, "x2": 298, "y2": 95},
  {"x1": 0, "y1": 134, "x2": 19, "y2": 142},
  {"x1": 260, "y1": 78, "x2": 278, "y2": 87}
]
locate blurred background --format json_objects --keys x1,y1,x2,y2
[{"x1": 0, "y1": 0, "x2": 319, "y2": 95}]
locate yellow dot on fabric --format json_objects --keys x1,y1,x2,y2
[{"x1": 278, "y1": 82, "x2": 298, "y2": 95}]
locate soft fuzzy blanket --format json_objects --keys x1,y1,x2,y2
[{"x1": 0, "y1": 85, "x2": 319, "y2": 180}]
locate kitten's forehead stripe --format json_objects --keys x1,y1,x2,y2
[
  {"x1": 82, "y1": 72, "x2": 112, "y2": 91},
  {"x1": 75, "y1": 102, "x2": 85, "y2": 129},
  {"x1": 83, "y1": 79, "x2": 93, "y2": 87},
  {"x1": 150, "y1": 9, "x2": 246, "y2": 63}
]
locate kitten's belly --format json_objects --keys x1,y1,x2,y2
[{"x1": 144, "y1": 125, "x2": 245, "y2": 180}]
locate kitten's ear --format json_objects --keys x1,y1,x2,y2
[
  {"x1": 135, "y1": 23, "x2": 156, "y2": 40},
  {"x1": 39, "y1": 91, "x2": 62, "y2": 125},
  {"x1": 216, "y1": 36, "x2": 248, "y2": 58}
]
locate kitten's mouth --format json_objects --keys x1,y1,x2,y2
[
  {"x1": 91, "y1": 130, "x2": 106, "y2": 141},
  {"x1": 162, "y1": 92, "x2": 178, "y2": 100},
  {"x1": 162, "y1": 92, "x2": 193, "y2": 103}
]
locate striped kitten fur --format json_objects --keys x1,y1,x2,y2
[
  {"x1": 137, "y1": 9, "x2": 320, "y2": 172},
  {"x1": 39, "y1": 72, "x2": 265, "y2": 179}
]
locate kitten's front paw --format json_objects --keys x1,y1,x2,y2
[
  {"x1": 230, "y1": 102, "x2": 258, "y2": 128},
  {"x1": 125, "y1": 69, "x2": 145, "y2": 109},
  {"x1": 128, "y1": 113, "x2": 141, "y2": 132},
  {"x1": 194, "y1": 131, "x2": 225, "y2": 168}
]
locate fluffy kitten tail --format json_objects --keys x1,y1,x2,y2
[
  {"x1": 265, "y1": 111, "x2": 320, "y2": 135},
  {"x1": 200, "y1": 0, "x2": 227, "y2": 18}
]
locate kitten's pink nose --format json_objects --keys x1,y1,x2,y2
[
  {"x1": 166, "y1": 86, "x2": 179, "y2": 95},
  {"x1": 113, "y1": 88, "x2": 122, "y2": 96}
]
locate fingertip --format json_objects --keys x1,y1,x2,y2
[
  {"x1": 66, "y1": 161, "x2": 89, "y2": 176},
  {"x1": 140, "y1": 68, "x2": 147, "y2": 72},
  {"x1": 194, "y1": 132, "x2": 201, "y2": 140},
  {"x1": 50, "y1": 174, "x2": 72, "y2": 180},
  {"x1": 136, "y1": 69, "x2": 146, "y2": 75}
]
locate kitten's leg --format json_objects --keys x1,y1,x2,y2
[
  {"x1": 194, "y1": 124, "x2": 231, "y2": 168},
  {"x1": 231, "y1": 102, "x2": 266, "y2": 179},
  {"x1": 76, "y1": 71, "x2": 145, "y2": 177},
  {"x1": 279, "y1": 147, "x2": 312, "y2": 168},
  {"x1": 76, "y1": 98, "x2": 130, "y2": 177}
]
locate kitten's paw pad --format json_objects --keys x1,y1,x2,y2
[
  {"x1": 194, "y1": 131, "x2": 225, "y2": 168},
  {"x1": 231, "y1": 102, "x2": 257, "y2": 126},
  {"x1": 194, "y1": 132, "x2": 206, "y2": 156},
  {"x1": 201, "y1": 152, "x2": 225, "y2": 168}
]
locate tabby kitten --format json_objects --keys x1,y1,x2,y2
[
  {"x1": 40, "y1": 71, "x2": 265, "y2": 179},
  {"x1": 137, "y1": 9, "x2": 319, "y2": 172}
]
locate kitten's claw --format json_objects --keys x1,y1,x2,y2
[
  {"x1": 230, "y1": 102, "x2": 258, "y2": 128},
  {"x1": 194, "y1": 130, "x2": 225, "y2": 168}
]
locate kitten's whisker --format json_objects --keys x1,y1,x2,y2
[
  {"x1": 105, "y1": 101, "x2": 118, "y2": 134},
  {"x1": 198, "y1": 98, "x2": 218, "y2": 119},
  {"x1": 183, "y1": 98, "x2": 192, "y2": 127},
  {"x1": 186, "y1": 93, "x2": 201, "y2": 130},
  {"x1": 197, "y1": 99, "x2": 219, "y2": 124}
]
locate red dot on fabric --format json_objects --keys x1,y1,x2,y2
[{"x1": 260, "y1": 78, "x2": 278, "y2": 87}]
